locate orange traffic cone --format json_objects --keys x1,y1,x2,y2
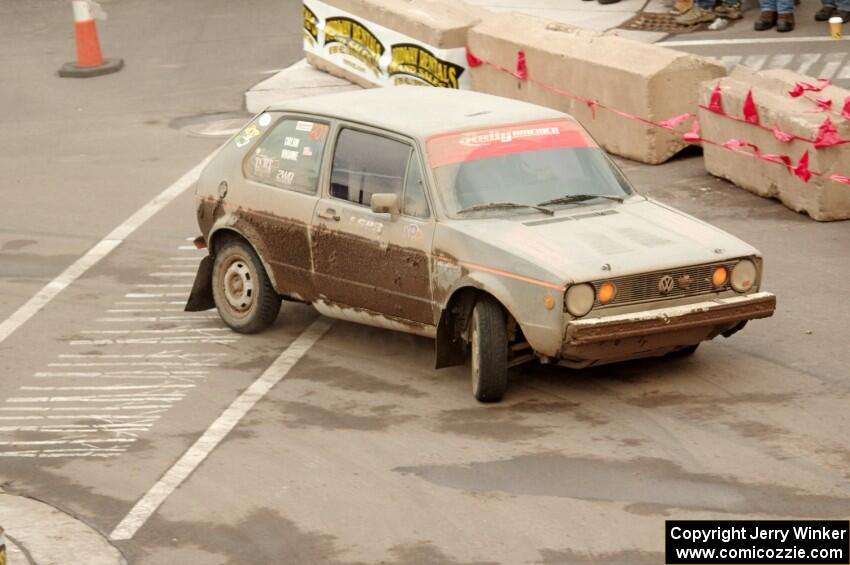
[{"x1": 58, "y1": 0, "x2": 123, "y2": 78}]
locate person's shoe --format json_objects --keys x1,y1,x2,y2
[
  {"x1": 837, "y1": 9, "x2": 850, "y2": 21},
  {"x1": 753, "y1": 10, "x2": 777, "y2": 29},
  {"x1": 671, "y1": 0, "x2": 695, "y2": 14},
  {"x1": 714, "y1": 4, "x2": 743, "y2": 19},
  {"x1": 777, "y1": 12, "x2": 795, "y2": 30},
  {"x1": 598, "y1": 0, "x2": 622, "y2": 5},
  {"x1": 814, "y1": 5, "x2": 836, "y2": 20},
  {"x1": 675, "y1": 6, "x2": 717, "y2": 24}
]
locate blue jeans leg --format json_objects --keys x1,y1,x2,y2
[
  {"x1": 776, "y1": 0, "x2": 795, "y2": 13},
  {"x1": 697, "y1": 0, "x2": 715, "y2": 9},
  {"x1": 760, "y1": 0, "x2": 794, "y2": 11},
  {"x1": 834, "y1": 0, "x2": 850, "y2": 10}
]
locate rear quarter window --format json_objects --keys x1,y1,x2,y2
[{"x1": 243, "y1": 118, "x2": 330, "y2": 194}]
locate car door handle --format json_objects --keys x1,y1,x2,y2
[{"x1": 317, "y1": 209, "x2": 340, "y2": 221}]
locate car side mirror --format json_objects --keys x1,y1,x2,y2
[{"x1": 371, "y1": 193, "x2": 400, "y2": 217}]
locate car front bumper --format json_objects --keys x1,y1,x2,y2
[{"x1": 559, "y1": 292, "x2": 776, "y2": 366}]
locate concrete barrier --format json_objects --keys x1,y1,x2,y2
[
  {"x1": 698, "y1": 66, "x2": 850, "y2": 221},
  {"x1": 303, "y1": 0, "x2": 487, "y2": 89},
  {"x1": 245, "y1": 59, "x2": 359, "y2": 113},
  {"x1": 466, "y1": 12, "x2": 726, "y2": 165}
]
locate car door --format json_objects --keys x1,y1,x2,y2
[
  {"x1": 238, "y1": 115, "x2": 331, "y2": 301},
  {"x1": 311, "y1": 126, "x2": 436, "y2": 326}
]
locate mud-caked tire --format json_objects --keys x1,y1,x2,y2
[
  {"x1": 212, "y1": 239, "x2": 280, "y2": 333},
  {"x1": 469, "y1": 296, "x2": 508, "y2": 403}
]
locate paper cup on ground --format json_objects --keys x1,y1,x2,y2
[{"x1": 829, "y1": 16, "x2": 843, "y2": 39}]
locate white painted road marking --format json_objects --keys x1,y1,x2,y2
[
  {"x1": 69, "y1": 337, "x2": 239, "y2": 346},
  {"x1": 795, "y1": 53, "x2": 821, "y2": 75},
  {"x1": 663, "y1": 36, "x2": 850, "y2": 46},
  {"x1": 48, "y1": 362, "x2": 219, "y2": 368},
  {"x1": 767, "y1": 53, "x2": 793, "y2": 68},
  {"x1": 58, "y1": 352, "x2": 227, "y2": 358},
  {"x1": 820, "y1": 52, "x2": 846, "y2": 79},
  {"x1": 124, "y1": 293, "x2": 187, "y2": 298},
  {"x1": 109, "y1": 318, "x2": 332, "y2": 541},
  {"x1": 106, "y1": 309, "x2": 187, "y2": 313},
  {"x1": 0, "y1": 438, "x2": 137, "y2": 446},
  {"x1": 80, "y1": 328, "x2": 229, "y2": 335},
  {"x1": 115, "y1": 301, "x2": 185, "y2": 305},
  {"x1": 2, "y1": 404, "x2": 176, "y2": 410},
  {"x1": 717, "y1": 51, "x2": 850, "y2": 80},
  {"x1": 0, "y1": 160, "x2": 207, "y2": 345},
  {"x1": 719, "y1": 55, "x2": 742, "y2": 69},
  {"x1": 21, "y1": 384, "x2": 195, "y2": 391},
  {"x1": 149, "y1": 272, "x2": 196, "y2": 277},
  {"x1": 742, "y1": 54, "x2": 767, "y2": 70},
  {"x1": 96, "y1": 316, "x2": 218, "y2": 323}
]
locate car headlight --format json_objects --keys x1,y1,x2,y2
[
  {"x1": 565, "y1": 284, "x2": 595, "y2": 317},
  {"x1": 731, "y1": 259, "x2": 757, "y2": 292}
]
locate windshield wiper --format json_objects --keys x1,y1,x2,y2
[
  {"x1": 457, "y1": 202, "x2": 554, "y2": 216},
  {"x1": 537, "y1": 194, "x2": 626, "y2": 207}
]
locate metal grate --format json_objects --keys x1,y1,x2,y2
[
  {"x1": 619, "y1": 12, "x2": 706, "y2": 33},
  {"x1": 590, "y1": 261, "x2": 738, "y2": 308}
]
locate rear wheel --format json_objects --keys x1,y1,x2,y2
[
  {"x1": 212, "y1": 239, "x2": 280, "y2": 333},
  {"x1": 469, "y1": 296, "x2": 508, "y2": 403}
]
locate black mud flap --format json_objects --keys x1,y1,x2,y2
[
  {"x1": 184, "y1": 255, "x2": 215, "y2": 312},
  {"x1": 435, "y1": 312, "x2": 466, "y2": 369}
]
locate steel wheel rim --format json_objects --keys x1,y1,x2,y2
[{"x1": 222, "y1": 257, "x2": 255, "y2": 314}]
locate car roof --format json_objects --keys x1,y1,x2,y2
[{"x1": 267, "y1": 86, "x2": 570, "y2": 138}]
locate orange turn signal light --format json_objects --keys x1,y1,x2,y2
[
  {"x1": 597, "y1": 282, "x2": 617, "y2": 304},
  {"x1": 712, "y1": 266, "x2": 728, "y2": 287}
]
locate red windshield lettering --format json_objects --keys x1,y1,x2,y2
[{"x1": 427, "y1": 119, "x2": 596, "y2": 168}]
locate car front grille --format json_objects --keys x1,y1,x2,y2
[{"x1": 590, "y1": 261, "x2": 738, "y2": 308}]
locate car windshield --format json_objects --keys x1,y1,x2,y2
[{"x1": 427, "y1": 119, "x2": 635, "y2": 217}]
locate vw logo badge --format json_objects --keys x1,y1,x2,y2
[{"x1": 658, "y1": 275, "x2": 675, "y2": 295}]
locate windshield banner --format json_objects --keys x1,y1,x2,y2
[
  {"x1": 303, "y1": 0, "x2": 470, "y2": 89},
  {"x1": 427, "y1": 120, "x2": 597, "y2": 168}
]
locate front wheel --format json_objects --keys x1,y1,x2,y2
[
  {"x1": 469, "y1": 296, "x2": 508, "y2": 403},
  {"x1": 212, "y1": 239, "x2": 281, "y2": 333}
]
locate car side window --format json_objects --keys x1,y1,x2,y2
[
  {"x1": 403, "y1": 153, "x2": 430, "y2": 219},
  {"x1": 243, "y1": 118, "x2": 330, "y2": 194},
  {"x1": 330, "y1": 128, "x2": 410, "y2": 207}
]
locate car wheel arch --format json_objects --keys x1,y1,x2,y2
[
  {"x1": 435, "y1": 283, "x2": 523, "y2": 369},
  {"x1": 208, "y1": 225, "x2": 280, "y2": 293}
]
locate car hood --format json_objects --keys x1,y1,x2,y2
[{"x1": 445, "y1": 198, "x2": 760, "y2": 284}]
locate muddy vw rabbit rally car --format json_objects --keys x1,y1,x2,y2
[{"x1": 186, "y1": 87, "x2": 776, "y2": 402}]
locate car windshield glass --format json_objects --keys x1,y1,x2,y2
[{"x1": 427, "y1": 119, "x2": 634, "y2": 217}]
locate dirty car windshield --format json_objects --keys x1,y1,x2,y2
[{"x1": 427, "y1": 120, "x2": 634, "y2": 217}]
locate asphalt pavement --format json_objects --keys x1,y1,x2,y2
[{"x1": 1, "y1": 1, "x2": 850, "y2": 564}]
